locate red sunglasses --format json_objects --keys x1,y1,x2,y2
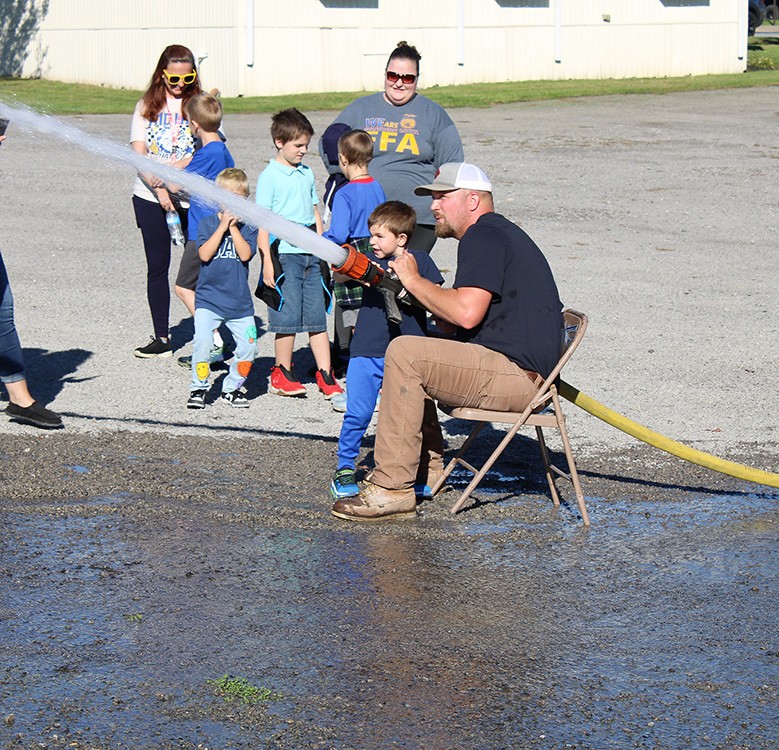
[{"x1": 386, "y1": 70, "x2": 417, "y2": 85}]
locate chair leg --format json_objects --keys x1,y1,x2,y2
[
  {"x1": 553, "y1": 395, "x2": 590, "y2": 527},
  {"x1": 535, "y1": 425, "x2": 561, "y2": 507},
  {"x1": 450, "y1": 420, "x2": 526, "y2": 514},
  {"x1": 431, "y1": 421, "x2": 486, "y2": 495}
]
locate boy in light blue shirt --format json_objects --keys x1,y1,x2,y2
[{"x1": 255, "y1": 108, "x2": 345, "y2": 408}]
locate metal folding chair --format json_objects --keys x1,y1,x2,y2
[{"x1": 430, "y1": 309, "x2": 590, "y2": 526}]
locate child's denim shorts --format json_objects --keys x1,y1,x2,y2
[{"x1": 268, "y1": 252, "x2": 328, "y2": 334}]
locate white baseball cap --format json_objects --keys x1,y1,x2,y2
[{"x1": 414, "y1": 162, "x2": 493, "y2": 196}]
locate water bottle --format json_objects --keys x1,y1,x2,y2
[{"x1": 166, "y1": 209, "x2": 185, "y2": 246}]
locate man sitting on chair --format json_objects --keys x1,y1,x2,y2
[{"x1": 331, "y1": 162, "x2": 564, "y2": 522}]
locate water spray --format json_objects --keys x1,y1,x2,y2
[
  {"x1": 0, "y1": 101, "x2": 422, "y2": 321},
  {"x1": 0, "y1": 100, "x2": 349, "y2": 267}
]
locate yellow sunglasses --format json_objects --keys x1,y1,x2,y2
[{"x1": 163, "y1": 70, "x2": 197, "y2": 86}]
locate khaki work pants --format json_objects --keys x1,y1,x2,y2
[{"x1": 371, "y1": 336, "x2": 541, "y2": 490}]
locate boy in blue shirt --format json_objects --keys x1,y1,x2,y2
[
  {"x1": 256, "y1": 108, "x2": 345, "y2": 407},
  {"x1": 187, "y1": 169, "x2": 258, "y2": 409},
  {"x1": 330, "y1": 201, "x2": 443, "y2": 499},
  {"x1": 172, "y1": 93, "x2": 235, "y2": 367},
  {"x1": 324, "y1": 129, "x2": 386, "y2": 382}
]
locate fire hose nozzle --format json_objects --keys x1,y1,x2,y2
[
  {"x1": 332, "y1": 244, "x2": 384, "y2": 286},
  {"x1": 332, "y1": 244, "x2": 420, "y2": 324}
]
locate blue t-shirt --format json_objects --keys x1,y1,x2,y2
[
  {"x1": 184, "y1": 141, "x2": 235, "y2": 241},
  {"x1": 255, "y1": 159, "x2": 318, "y2": 254},
  {"x1": 350, "y1": 250, "x2": 444, "y2": 359},
  {"x1": 195, "y1": 212, "x2": 258, "y2": 319},
  {"x1": 323, "y1": 176, "x2": 386, "y2": 245}
]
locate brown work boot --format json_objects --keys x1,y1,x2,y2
[{"x1": 331, "y1": 482, "x2": 417, "y2": 522}]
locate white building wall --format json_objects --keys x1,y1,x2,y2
[{"x1": 17, "y1": 0, "x2": 747, "y2": 98}]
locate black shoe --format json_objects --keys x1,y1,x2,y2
[
  {"x1": 219, "y1": 390, "x2": 249, "y2": 408},
  {"x1": 134, "y1": 336, "x2": 172, "y2": 359},
  {"x1": 187, "y1": 390, "x2": 207, "y2": 409},
  {"x1": 5, "y1": 401, "x2": 63, "y2": 429}
]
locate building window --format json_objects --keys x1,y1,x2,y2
[
  {"x1": 319, "y1": 0, "x2": 379, "y2": 7},
  {"x1": 495, "y1": 1, "x2": 550, "y2": 6}
]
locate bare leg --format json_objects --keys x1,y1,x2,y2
[
  {"x1": 309, "y1": 330, "x2": 332, "y2": 372},
  {"x1": 274, "y1": 333, "x2": 296, "y2": 369},
  {"x1": 174, "y1": 285, "x2": 196, "y2": 317}
]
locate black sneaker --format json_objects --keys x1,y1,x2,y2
[
  {"x1": 5, "y1": 401, "x2": 63, "y2": 429},
  {"x1": 219, "y1": 390, "x2": 249, "y2": 408},
  {"x1": 135, "y1": 336, "x2": 172, "y2": 359},
  {"x1": 187, "y1": 390, "x2": 207, "y2": 409}
]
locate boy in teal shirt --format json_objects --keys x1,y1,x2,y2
[{"x1": 256, "y1": 108, "x2": 345, "y2": 409}]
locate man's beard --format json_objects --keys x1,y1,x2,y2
[{"x1": 434, "y1": 217, "x2": 457, "y2": 239}]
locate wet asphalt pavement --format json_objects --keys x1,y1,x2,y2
[{"x1": 0, "y1": 87, "x2": 778, "y2": 748}]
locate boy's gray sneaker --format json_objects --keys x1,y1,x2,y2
[
  {"x1": 187, "y1": 390, "x2": 207, "y2": 409},
  {"x1": 219, "y1": 390, "x2": 249, "y2": 408},
  {"x1": 330, "y1": 391, "x2": 347, "y2": 413}
]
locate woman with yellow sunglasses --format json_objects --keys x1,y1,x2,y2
[{"x1": 130, "y1": 44, "x2": 203, "y2": 359}]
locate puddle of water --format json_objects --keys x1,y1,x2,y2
[{"x1": 1, "y1": 482, "x2": 777, "y2": 749}]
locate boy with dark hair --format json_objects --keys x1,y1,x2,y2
[
  {"x1": 173, "y1": 93, "x2": 235, "y2": 367},
  {"x1": 324, "y1": 129, "x2": 386, "y2": 383},
  {"x1": 187, "y1": 168, "x2": 258, "y2": 409},
  {"x1": 330, "y1": 201, "x2": 443, "y2": 498},
  {"x1": 256, "y1": 108, "x2": 345, "y2": 409}
]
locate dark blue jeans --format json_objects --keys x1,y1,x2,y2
[
  {"x1": 132, "y1": 195, "x2": 188, "y2": 339},
  {"x1": 0, "y1": 252, "x2": 25, "y2": 384}
]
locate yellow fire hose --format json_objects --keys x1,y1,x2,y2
[{"x1": 559, "y1": 380, "x2": 779, "y2": 490}]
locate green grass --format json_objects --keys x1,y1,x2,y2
[
  {"x1": 746, "y1": 34, "x2": 779, "y2": 69},
  {"x1": 207, "y1": 675, "x2": 283, "y2": 705},
  {"x1": 1, "y1": 38, "x2": 778, "y2": 115}
]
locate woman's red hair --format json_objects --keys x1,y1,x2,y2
[{"x1": 141, "y1": 44, "x2": 203, "y2": 121}]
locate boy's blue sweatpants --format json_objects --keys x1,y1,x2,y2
[{"x1": 337, "y1": 356, "x2": 384, "y2": 470}]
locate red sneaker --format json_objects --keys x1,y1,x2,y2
[
  {"x1": 315, "y1": 368, "x2": 344, "y2": 400},
  {"x1": 270, "y1": 364, "x2": 307, "y2": 396}
]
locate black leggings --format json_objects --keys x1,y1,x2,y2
[{"x1": 132, "y1": 196, "x2": 188, "y2": 339}]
